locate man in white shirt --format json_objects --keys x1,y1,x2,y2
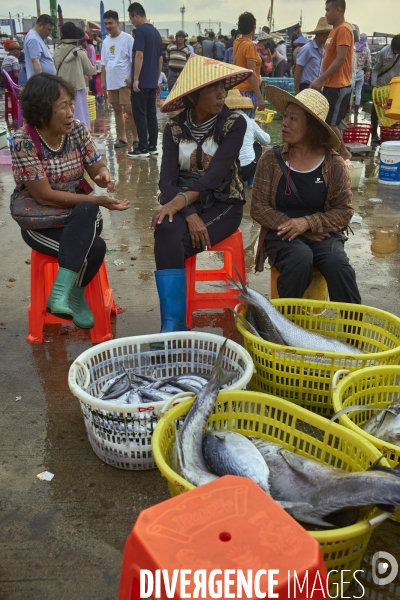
[
  {"x1": 101, "y1": 10, "x2": 138, "y2": 149},
  {"x1": 24, "y1": 14, "x2": 56, "y2": 79}
]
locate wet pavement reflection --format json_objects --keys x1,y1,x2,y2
[{"x1": 0, "y1": 96, "x2": 399, "y2": 599}]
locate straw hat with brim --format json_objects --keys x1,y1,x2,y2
[
  {"x1": 264, "y1": 86, "x2": 340, "y2": 148},
  {"x1": 161, "y1": 55, "x2": 252, "y2": 113},
  {"x1": 307, "y1": 17, "x2": 332, "y2": 35},
  {"x1": 225, "y1": 89, "x2": 254, "y2": 110}
]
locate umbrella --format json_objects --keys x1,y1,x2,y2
[
  {"x1": 58, "y1": 4, "x2": 64, "y2": 31},
  {"x1": 100, "y1": 1, "x2": 107, "y2": 40},
  {"x1": 50, "y1": 0, "x2": 58, "y2": 38}
]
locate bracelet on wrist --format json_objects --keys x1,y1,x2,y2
[{"x1": 177, "y1": 192, "x2": 189, "y2": 207}]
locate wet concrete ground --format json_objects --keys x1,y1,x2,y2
[{"x1": 1, "y1": 97, "x2": 400, "y2": 599}]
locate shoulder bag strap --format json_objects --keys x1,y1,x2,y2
[
  {"x1": 56, "y1": 46, "x2": 76, "y2": 75},
  {"x1": 25, "y1": 124, "x2": 43, "y2": 161},
  {"x1": 378, "y1": 54, "x2": 400, "y2": 79}
]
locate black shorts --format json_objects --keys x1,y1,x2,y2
[{"x1": 322, "y1": 85, "x2": 352, "y2": 126}]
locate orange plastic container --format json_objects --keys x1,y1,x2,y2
[
  {"x1": 185, "y1": 229, "x2": 246, "y2": 328},
  {"x1": 27, "y1": 250, "x2": 117, "y2": 344},
  {"x1": 119, "y1": 475, "x2": 328, "y2": 600},
  {"x1": 385, "y1": 76, "x2": 400, "y2": 121}
]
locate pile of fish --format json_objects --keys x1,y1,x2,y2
[
  {"x1": 173, "y1": 342, "x2": 400, "y2": 529},
  {"x1": 229, "y1": 275, "x2": 363, "y2": 355},
  {"x1": 332, "y1": 401, "x2": 400, "y2": 447},
  {"x1": 96, "y1": 363, "x2": 235, "y2": 406}
]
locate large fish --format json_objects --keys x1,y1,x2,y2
[
  {"x1": 251, "y1": 438, "x2": 400, "y2": 528},
  {"x1": 229, "y1": 277, "x2": 363, "y2": 354},
  {"x1": 175, "y1": 341, "x2": 229, "y2": 487},
  {"x1": 202, "y1": 430, "x2": 270, "y2": 492},
  {"x1": 332, "y1": 401, "x2": 400, "y2": 446}
]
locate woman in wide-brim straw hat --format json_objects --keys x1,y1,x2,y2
[
  {"x1": 294, "y1": 18, "x2": 332, "y2": 93},
  {"x1": 251, "y1": 86, "x2": 361, "y2": 304},
  {"x1": 150, "y1": 55, "x2": 252, "y2": 337}
]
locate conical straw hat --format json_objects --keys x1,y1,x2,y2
[
  {"x1": 224, "y1": 89, "x2": 254, "y2": 110},
  {"x1": 307, "y1": 17, "x2": 332, "y2": 34},
  {"x1": 161, "y1": 55, "x2": 252, "y2": 113},
  {"x1": 264, "y1": 87, "x2": 340, "y2": 148}
]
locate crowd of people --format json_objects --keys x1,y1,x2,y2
[{"x1": 6, "y1": 0, "x2": 400, "y2": 336}]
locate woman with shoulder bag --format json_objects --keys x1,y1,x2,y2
[
  {"x1": 54, "y1": 22, "x2": 95, "y2": 127},
  {"x1": 251, "y1": 87, "x2": 361, "y2": 304},
  {"x1": 150, "y1": 56, "x2": 252, "y2": 334},
  {"x1": 10, "y1": 73, "x2": 129, "y2": 329}
]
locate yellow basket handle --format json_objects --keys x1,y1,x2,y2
[
  {"x1": 160, "y1": 392, "x2": 196, "y2": 415},
  {"x1": 332, "y1": 369, "x2": 350, "y2": 390},
  {"x1": 74, "y1": 361, "x2": 91, "y2": 391}
]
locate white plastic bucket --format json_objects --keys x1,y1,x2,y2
[{"x1": 378, "y1": 141, "x2": 400, "y2": 185}]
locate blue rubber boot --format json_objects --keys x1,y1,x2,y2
[{"x1": 154, "y1": 269, "x2": 188, "y2": 333}]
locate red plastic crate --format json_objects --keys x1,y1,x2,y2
[
  {"x1": 380, "y1": 124, "x2": 400, "y2": 142},
  {"x1": 342, "y1": 123, "x2": 372, "y2": 144}
]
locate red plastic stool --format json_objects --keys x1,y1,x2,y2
[
  {"x1": 27, "y1": 250, "x2": 117, "y2": 344},
  {"x1": 5, "y1": 90, "x2": 18, "y2": 124},
  {"x1": 185, "y1": 230, "x2": 246, "y2": 328},
  {"x1": 118, "y1": 475, "x2": 328, "y2": 600}
]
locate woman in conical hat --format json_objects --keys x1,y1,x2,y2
[
  {"x1": 150, "y1": 55, "x2": 252, "y2": 337},
  {"x1": 251, "y1": 86, "x2": 361, "y2": 304}
]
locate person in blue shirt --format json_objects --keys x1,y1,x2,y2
[
  {"x1": 24, "y1": 14, "x2": 56, "y2": 79},
  {"x1": 128, "y1": 2, "x2": 163, "y2": 158},
  {"x1": 294, "y1": 18, "x2": 332, "y2": 93}
]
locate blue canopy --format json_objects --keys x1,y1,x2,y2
[{"x1": 100, "y1": 1, "x2": 107, "y2": 40}]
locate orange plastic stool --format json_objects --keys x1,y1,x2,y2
[
  {"x1": 118, "y1": 475, "x2": 328, "y2": 600},
  {"x1": 270, "y1": 266, "x2": 329, "y2": 301},
  {"x1": 185, "y1": 230, "x2": 246, "y2": 328},
  {"x1": 27, "y1": 250, "x2": 117, "y2": 344}
]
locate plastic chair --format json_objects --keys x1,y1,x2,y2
[
  {"x1": 3, "y1": 69, "x2": 23, "y2": 128},
  {"x1": 118, "y1": 475, "x2": 328, "y2": 600},
  {"x1": 27, "y1": 250, "x2": 117, "y2": 344},
  {"x1": 185, "y1": 229, "x2": 246, "y2": 328},
  {"x1": 270, "y1": 265, "x2": 328, "y2": 300}
]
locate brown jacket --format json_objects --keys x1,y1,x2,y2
[{"x1": 251, "y1": 144, "x2": 354, "y2": 272}]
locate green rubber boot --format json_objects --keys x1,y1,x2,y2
[
  {"x1": 69, "y1": 286, "x2": 94, "y2": 329},
  {"x1": 46, "y1": 268, "x2": 77, "y2": 320}
]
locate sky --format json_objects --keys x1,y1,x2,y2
[{"x1": 1, "y1": 0, "x2": 399, "y2": 36}]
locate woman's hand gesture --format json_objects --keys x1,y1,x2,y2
[
  {"x1": 186, "y1": 214, "x2": 211, "y2": 249},
  {"x1": 277, "y1": 217, "x2": 309, "y2": 241},
  {"x1": 151, "y1": 196, "x2": 185, "y2": 230},
  {"x1": 98, "y1": 196, "x2": 130, "y2": 211},
  {"x1": 94, "y1": 169, "x2": 116, "y2": 193}
]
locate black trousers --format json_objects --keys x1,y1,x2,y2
[
  {"x1": 371, "y1": 103, "x2": 379, "y2": 137},
  {"x1": 154, "y1": 203, "x2": 243, "y2": 270},
  {"x1": 264, "y1": 230, "x2": 361, "y2": 304},
  {"x1": 241, "y1": 143, "x2": 262, "y2": 182},
  {"x1": 131, "y1": 87, "x2": 158, "y2": 152},
  {"x1": 89, "y1": 73, "x2": 97, "y2": 97},
  {"x1": 21, "y1": 202, "x2": 106, "y2": 287}
]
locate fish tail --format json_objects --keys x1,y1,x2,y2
[{"x1": 209, "y1": 339, "x2": 228, "y2": 387}]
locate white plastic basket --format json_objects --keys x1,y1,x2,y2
[{"x1": 68, "y1": 332, "x2": 254, "y2": 470}]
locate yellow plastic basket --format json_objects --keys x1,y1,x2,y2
[
  {"x1": 332, "y1": 365, "x2": 400, "y2": 522},
  {"x1": 87, "y1": 94, "x2": 97, "y2": 122},
  {"x1": 372, "y1": 86, "x2": 399, "y2": 127},
  {"x1": 255, "y1": 108, "x2": 276, "y2": 124},
  {"x1": 152, "y1": 390, "x2": 387, "y2": 592},
  {"x1": 235, "y1": 300, "x2": 400, "y2": 417}
]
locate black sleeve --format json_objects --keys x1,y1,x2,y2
[
  {"x1": 186, "y1": 114, "x2": 247, "y2": 194},
  {"x1": 158, "y1": 124, "x2": 199, "y2": 218}
]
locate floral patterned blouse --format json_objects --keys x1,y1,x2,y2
[{"x1": 10, "y1": 120, "x2": 100, "y2": 193}]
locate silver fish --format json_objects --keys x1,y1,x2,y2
[
  {"x1": 98, "y1": 365, "x2": 132, "y2": 400},
  {"x1": 332, "y1": 401, "x2": 400, "y2": 446},
  {"x1": 252, "y1": 438, "x2": 400, "y2": 528},
  {"x1": 229, "y1": 277, "x2": 363, "y2": 354},
  {"x1": 203, "y1": 431, "x2": 270, "y2": 492},
  {"x1": 176, "y1": 341, "x2": 228, "y2": 487}
]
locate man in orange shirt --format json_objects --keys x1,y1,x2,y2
[
  {"x1": 234, "y1": 12, "x2": 265, "y2": 118},
  {"x1": 310, "y1": 0, "x2": 353, "y2": 160}
]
